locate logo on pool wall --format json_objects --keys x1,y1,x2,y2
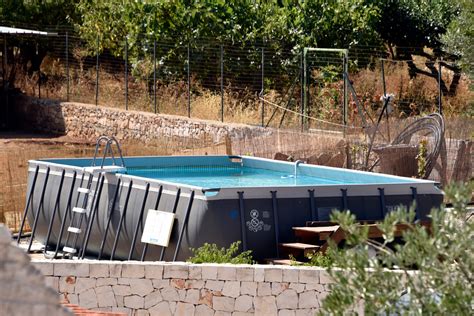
[{"x1": 247, "y1": 209, "x2": 264, "y2": 232}]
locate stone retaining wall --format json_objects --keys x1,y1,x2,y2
[
  {"x1": 16, "y1": 96, "x2": 272, "y2": 143},
  {"x1": 33, "y1": 259, "x2": 332, "y2": 316},
  {"x1": 0, "y1": 225, "x2": 72, "y2": 316}
]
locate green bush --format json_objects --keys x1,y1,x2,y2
[
  {"x1": 187, "y1": 241, "x2": 254, "y2": 264},
  {"x1": 290, "y1": 253, "x2": 334, "y2": 268},
  {"x1": 320, "y1": 181, "x2": 474, "y2": 315}
]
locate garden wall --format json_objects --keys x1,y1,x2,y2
[
  {"x1": 15, "y1": 96, "x2": 272, "y2": 143},
  {"x1": 33, "y1": 259, "x2": 332, "y2": 316}
]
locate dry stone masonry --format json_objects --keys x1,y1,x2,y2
[
  {"x1": 16, "y1": 96, "x2": 273, "y2": 143},
  {"x1": 0, "y1": 225, "x2": 72, "y2": 316},
  {"x1": 33, "y1": 259, "x2": 333, "y2": 316}
]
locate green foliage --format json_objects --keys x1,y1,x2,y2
[
  {"x1": 442, "y1": 0, "x2": 474, "y2": 80},
  {"x1": 1, "y1": 0, "x2": 466, "y2": 95},
  {"x1": 187, "y1": 241, "x2": 254, "y2": 264},
  {"x1": 376, "y1": 0, "x2": 457, "y2": 50},
  {"x1": 320, "y1": 181, "x2": 474, "y2": 314},
  {"x1": 0, "y1": 0, "x2": 77, "y2": 27},
  {"x1": 297, "y1": 0, "x2": 381, "y2": 48},
  {"x1": 416, "y1": 138, "x2": 428, "y2": 178},
  {"x1": 0, "y1": 0, "x2": 78, "y2": 75},
  {"x1": 290, "y1": 253, "x2": 334, "y2": 268}
]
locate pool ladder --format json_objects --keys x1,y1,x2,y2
[
  {"x1": 62, "y1": 135, "x2": 126, "y2": 258},
  {"x1": 92, "y1": 135, "x2": 126, "y2": 168}
]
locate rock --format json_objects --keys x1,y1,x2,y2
[
  {"x1": 222, "y1": 281, "x2": 240, "y2": 298},
  {"x1": 276, "y1": 289, "x2": 298, "y2": 309},
  {"x1": 264, "y1": 268, "x2": 283, "y2": 282},
  {"x1": 234, "y1": 295, "x2": 253, "y2": 312},
  {"x1": 254, "y1": 296, "x2": 277, "y2": 316},
  {"x1": 213, "y1": 296, "x2": 235, "y2": 312},
  {"x1": 326, "y1": 152, "x2": 345, "y2": 167},
  {"x1": 123, "y1": 295, "x2": 144, "y2": 309},
  {"x1": 149, "y1": 301, "x2": 172, "y2": 316},
  {"x1": 174, "y1": 302, "x2": 195, "y2": 316},
  {"x1": 298, "y1": 291, "x2": 319, "y2": 309},
  {"x1": 274, "y1": 152, "x2": 290, "y2": 161}
]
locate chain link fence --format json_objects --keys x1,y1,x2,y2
[{"x1": 2, "y1": 27, "x2": 470, "y2": 135}]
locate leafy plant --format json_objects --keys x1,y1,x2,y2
[
  {"x1": 319, "y1": 181, "x2": 474, "y2": 314},
  {"x1": 290, "y1": 252, "x2": 333, "y2": 268},
  {"x1": 416, "y1": 138, "x2": 428, "y2": 177},
  {"x1": 187, "y1": 241, "x2": 254, "y2": 264}
]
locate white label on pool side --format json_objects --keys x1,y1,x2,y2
[{"x1": 141, "y1": 209, "x2": 175, "y2": 247}]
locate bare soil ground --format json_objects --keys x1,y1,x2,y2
[{"x1": 0, "y1": 130, "x2": 230, "y2": 232}]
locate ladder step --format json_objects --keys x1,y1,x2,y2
[
  {"x1": 77, "y1": 187, "x2": 90, "y2": 194},
  {"x1": 72, "y1": 207, "x2": 87, "y2": 214},
  {"x1": 67, "y1": 227, "x2": 82, "y2": 234},
  {"x1": 62, "y1": 246, "x2": 77, "y2": 254}
]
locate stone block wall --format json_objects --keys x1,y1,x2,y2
[
  {"x1": 33, "y1": 259, "x2": 332, "y2": 316},
  {"x1": 15, "y1": 96, "x2": 272, "y2": 143},
  {"x1": 0, "y1": 225, "x2": 72, "y2": 316}
]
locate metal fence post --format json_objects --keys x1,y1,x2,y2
[
  {"x1": 342, "y1": 51, "x2": 348, "y2": 129},
  {"x1": 220, "y1": 44, "x2": 224, "y2": 122},
  {"x1": 300, "y1": 49, "x2": 304, "y2": 131},
  {"x1": 438, "y1": 60, "x2": 442, "y2": 115},
  {"x1": 303, "y1": 48, "x2": 308, "y2": 131},
  {"x1": 261, "y1": 46, "x2": 264, "y2": 127},
  {"x1": 95, "y1": 35, "x2": 99, "y2": 106},
  {"x1": 37, "y1": 42, "x2": 41, "y2": 99},
  {"x1": 65, "y1": 32, "x2": 69, "y2": 102},
  {"x1": 381, "y1": 59, "x2": 390, "y2": 141},
  {"x1": 381, "y1": 59, "x2": 387, "y2": 96},
  {"x1": 124, "y1": 36, "x2": 128, "y2": 110},
  {"x1": 153, "y1": 38, "x2": 157, "y2": 114},
  {"x1": 187, "y1": 41, "x2": 191, "y2": 118}
]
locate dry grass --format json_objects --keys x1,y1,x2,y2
[
  {"x1": 0, "y1": 129, "x2": 350, "y2": 232},
  {"x1": 0, "y1": 133, "x2": 230, "y2": 232},
  {"x1": 16, "y1": 57, "x2": 472, "y2": 136}
]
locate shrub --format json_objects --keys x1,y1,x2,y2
[
  {"x1": 187, "y1": 241, "x2": 254, "y2": 264},
  {"x1": 320, "y1": 181, "x2": 474, "y2": 314},
  {"x1": 290, "y1": 252, "x2": 334, "y2": 268}
]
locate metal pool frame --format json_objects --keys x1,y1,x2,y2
[{"x1": 18, "y1": 155, "x2": 443, "y2": 261}]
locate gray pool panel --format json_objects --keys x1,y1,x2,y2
[{"x1": 24, "y1": 155, "x2": 443, "y2": 261}]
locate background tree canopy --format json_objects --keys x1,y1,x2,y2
[{"x1": 0, "y1": 0, "x2": 471, "y2": 93}]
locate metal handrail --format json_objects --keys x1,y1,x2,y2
[{"x1": 92, "y1": 135, "x2": 126, "y2": 168}]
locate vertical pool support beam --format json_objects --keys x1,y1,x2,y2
[
  {"x1": 141, "y1": 185, "x2": 163, "y2": 261},
  {"x1": 160, "y1": 188, "x2": 181, "y2": 261},
  {"x1": 80, "y1": 174, "x2": 105, "y2": 259},
  {"x1": 238, "y1": 191, "x2": 248, "y2": 251},
  {"x1": 50, "y1": 172, "x2": 77, "y2": 259},
  {"x1": 173, "y1": 190, "x2": 195, "y2": 261},
  {"x1": 411, "y1": 186, "x2": 419, "y2": 220},
  {"x1": 27, "y1": 167, "x2": 50, "y2": 252},
  {"x1": 341, "y1": 188, "x2": 348, "y2": 211},
  {"x1": 98, "y1": 178, "x2": 121, "y2": 260},
  {"x1": 378, "y1": 188, "x2": 386, "y2": 218},
  {"x1": 271, "y1": 191, "x2": 280, "y2": 258},
  {"x1": 43, "y1": 169, "x2": 66, "y2": 256},
  {"x1": 308, "y1": 189, "x2": 317, "y2": 221},
  {"x1": 128, "y1": 183, "x2": 150, "y2": 260},
  {"x1": 110, "y1": 180, "x2": 133, "y2": 260},
  {"x1": 17, "y1": 165, "x2": 39, "y2": 245}
]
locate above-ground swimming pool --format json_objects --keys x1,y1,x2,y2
[{"x1": 23, "y1": 155, "x2": 443, "y2": 261}]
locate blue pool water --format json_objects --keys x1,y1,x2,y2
[{"x1": 125, "y1": 165, "x2": 408, "y2": 188}]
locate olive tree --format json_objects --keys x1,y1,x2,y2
[{"x1": 320, "y1": 181, "x2": 473, "y2": 314}]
